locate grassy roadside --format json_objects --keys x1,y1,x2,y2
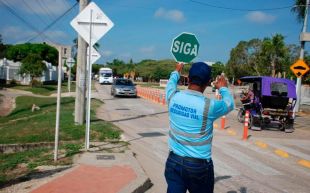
[
  {"x1": 4, "y1": 81, "x2": 96, "y2": 96},
  {"x1": 0, "y1": 96, "x2": 122, "y2": 185},
  {"x1": 0, "y1": 144, "x2": 81, "y2": 186},
  {"x1": 6, "y1": 82, "x2": 77, "y2": 96},
  {"x1": 0, "y1": 96, "x2": 121, "y2": 144}
]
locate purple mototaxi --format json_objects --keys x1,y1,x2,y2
[
  {"x1": 238, "y1": 76, "x2": 296, "y2": 132},
  {"x1": 240, "y1": 76, "x2": 296, "y2": 99}
]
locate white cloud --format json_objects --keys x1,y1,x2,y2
[
  {"x1": 246, "y1": 11, "x2": 276, "y2": 24},
  {"x1": 101, "y1": 50, "x2": 113, "y2": 57},
  {"x1": 0, "y1": 26, "x2": 36, "y2": 43},
  {"x1": 139, "y1": 46, "x2": 155, "y2": 54},
  {"x1": 0, "y1": 26, "x2": 70, "y2": 44},
  {"x1": 112, "y1": 53, "x2": 132, "y2": 62},
  {"x1": 45, "y1": 30, "x2": 69, "y2": 40},
  {"x1": 154, "y1": 8, "x2": 185, "y2": 23},
  {"x1": 7, "y1": 0, "x2": 69, "y2": 15}
]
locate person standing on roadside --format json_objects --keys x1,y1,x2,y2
[{"x1": 165, "y1": 62, "x2": 234, "y2": 193}]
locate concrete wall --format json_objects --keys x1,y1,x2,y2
[
  {"x1": 301, "y1": 85, "x2": 310, "y2": 105},
  {"x1": 0, "y1": 142, "x2": 54, "y2": 154}
]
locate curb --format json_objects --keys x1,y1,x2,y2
[
  {"x1": 131, "y1": 178, "x2": 153, "y2": 193},
  {"x1": 119, "y1": 151, "x2": 153, "y2": 193}
]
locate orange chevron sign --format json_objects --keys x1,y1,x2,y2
[{"x1": 290, "y1": 59, "x2": 310, "y2": 78}]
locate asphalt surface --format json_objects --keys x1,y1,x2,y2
[{"x1": 95, "y1": 84, "x2": 310, "y2": 193}]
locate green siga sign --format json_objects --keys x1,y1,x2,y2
[{"x1": 171, "y1": 32, "x2": 199, "y2": 63}]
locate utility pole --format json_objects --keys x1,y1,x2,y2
[
  {"x1": 295, "y1": 0, "x2": 309, "y2": 112},
  {"x1": 74, "y1": 0, "x2": 89, "y2": 124}
]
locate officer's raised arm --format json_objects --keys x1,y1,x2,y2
[
  {"x1": 165, "y1": 63, "x2": 183, "y2": 104},
  {"x1": 209, "y1": 75, "x2": 234, "y2": 119}
]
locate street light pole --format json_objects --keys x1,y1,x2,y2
[{"x1": 295, "y1": 0, "x2": 309, "y2": 112}]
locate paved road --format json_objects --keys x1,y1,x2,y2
[{"x1": 95, "y1": 84, "x2": 310, "y2": 193}]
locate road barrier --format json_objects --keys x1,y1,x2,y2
[
  {"x1": 136, "y1": 86, "x2": 166, "y2": 106},
  {"x1": 221, "y1": 116, "x2": 226, "y2": 130},
  {"x1": 243, "y1": 110, "x2": 249, "y2": 140}
]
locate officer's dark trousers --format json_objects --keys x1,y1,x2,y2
[{"x1": 165, "y1": 151, "x2": 214, "y2": 193}]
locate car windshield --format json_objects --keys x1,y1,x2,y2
[
  {"x1": 115, "y1": 79, "x2": 134, "y2": 86},
  {"x1": 101, "y1": 73, "x2": 112, "y2": 77}
]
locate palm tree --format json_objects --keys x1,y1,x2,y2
[
  {"x1": 291, "y1": 0, "x2": 307, "y2": 22},
  {"x1": 261, "y1": 34, "x2": 288, "y2": 77}
]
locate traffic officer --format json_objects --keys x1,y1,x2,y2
[{"x1": 165, "y1": 62, "x2": 234, "y2": 193}]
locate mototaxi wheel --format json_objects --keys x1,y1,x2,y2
[{"x1": 237, "y1": 109, "x2": 245, "y2": 123}]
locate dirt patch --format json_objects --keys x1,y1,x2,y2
[{"x1": 0, "y1": 95, "x2": 15, "y2": 116}]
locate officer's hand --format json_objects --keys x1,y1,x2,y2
[
  {"x1": 215, "y1": 75, "x2": 228, "y2": 89},
  {"x1": 175, "y1": 62, "x2": 184, "y2": 73}
]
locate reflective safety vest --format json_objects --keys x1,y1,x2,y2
[{"x1": 166, "y1": 71, "x2": 234, "y2": 159}]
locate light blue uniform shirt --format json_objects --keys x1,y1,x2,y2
[{"x1": 166, "y1": 71, "x2": 234, "y2": 159}]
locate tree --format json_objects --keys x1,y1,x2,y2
[
  {"x1": 106, "y1": 59, "x2": 127, "y2": 76},
  {"x1": 292, "y1": 0, "x2": 307, "y2": 22},
  {"x1": 260, "y1": 34, "x2": 289, "y2": 77},
  {"x1": 0, "y1": 34, "x2": 9, "y2": 59},
  {"x1": 20, "y1": 53, "x2": 46, "y2": 86},
  {"x1": 226, "y1": 41, "x2": 254, "y2": 79},
  {"x1": 211, "y1": 62, "x2": 226, "y2": 80},
  {"x1": 226, "y1": 35, "x2": 291, "y2": 79},
  {"x1": 6, "y1": 43, "x2": 58, "y2": 65},
  {"x1": 92, "y1": 64, "x2": 102, "y2": 74}
]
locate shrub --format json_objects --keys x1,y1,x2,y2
[
  {"x1": 9, "y1": 79, "x2": 18, "y2": 86},
  {"x1": 31, "y1": 79, "x2": 42, "y2": 87}
]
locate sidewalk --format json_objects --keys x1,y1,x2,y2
[
  {"x1": 0, "y1": 150, "x2": 152, "y2": 193},
  {"x1": 29, "y1": 150, "x2": 152, "y2": 193}
]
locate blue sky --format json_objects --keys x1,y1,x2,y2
[{"x1": 0, "y1": 0, "x2": 309, "y2": 64}]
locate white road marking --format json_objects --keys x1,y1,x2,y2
[
  {"x1": 213, "y1": 157, "x2": 241, "y2": 176},
  {"x1": 214, "y1": 142, "x2": 282, "y2": 175}
]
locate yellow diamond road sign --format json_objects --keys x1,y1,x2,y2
[{"x1": 290, "y1": 59, "x2": 310, "y2": 78}]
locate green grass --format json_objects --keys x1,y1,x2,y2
[
  {"x1": 8, "y1": 82, "x2": 77, "y2": 96},
  {"x1": 0, "y1": 95, "x2": 122, "y2": 185},
  {"x1": 0, "y1": 96, "x2": 121, "y2": 144},
  {"x1": 0, "y1": 144, "x2": 83, "y2": 185},
  {"x1": 8, "y1": 81, "x2": 97, "y2": 96}
]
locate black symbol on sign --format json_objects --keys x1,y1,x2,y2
[
  {"x1": 297, "y1": 72, "x2": 302, "y2": 76},
  {"x1": 293, "y1": 66, "x2": 307, "y2": 70}
]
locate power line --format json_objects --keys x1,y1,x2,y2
[
  {"x1": 188, "y1": 0, "x2": 296, "y2": 12},
  {"x1": 37, "y1": 0, "x2": 57, "y2": 20},
  {"x1": 37, "y1": 0, "x2": 71, "y2": 34},
  {"x1": 27, "y1": 1, "x2": 78, "y2": 42},
  {"x1": 22, "y1": 0, "x2": 49, "y2": 25},
  {"x1": 0, "y1": 0, "x2": 51, "y2": 42}
]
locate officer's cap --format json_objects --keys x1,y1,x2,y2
[{"x1": 189, "y1": 62, "x2": 212, "y2": 86}]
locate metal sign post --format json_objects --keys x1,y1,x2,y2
[
  {"x1": 85, "y1": 9, "x2": 93, "y2": 150},
  {"x1": 66, "y1": 58, "x2": 75, "y2": 93},
  {"x1": 54, "y1": 47, "x2": 62, "y2": 161},
  {"x1": 85, "y1": 46, "x2": 101, "y2": 149},
  {"x1": 71, "y1": 2, "x2": 113, "y2": 150}
]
